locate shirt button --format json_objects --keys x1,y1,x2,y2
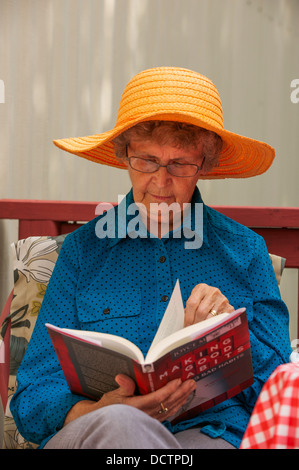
[
  {"x1": 159, "y1": 256, "x2": 166, "y2": 263},
  {"x1": 161, "y1": 295, "x2": 169, "y2": 302},
  {"x1": 103, "y1": 308, "x2": 110, "y2": 315}
]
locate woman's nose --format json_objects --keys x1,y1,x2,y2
[{"x1": 152, "y1": 166, "x2": 172, "y2": 186}]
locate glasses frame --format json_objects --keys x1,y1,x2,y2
[{"x1": 125, "y1": 146, "x2": 204, "y2": 178}]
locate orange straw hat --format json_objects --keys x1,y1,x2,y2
[{"x1": 53, "y1": 67, "x2": 275, "y2": 179}]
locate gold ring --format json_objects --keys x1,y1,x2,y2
[
  {"x1": 210, "y1": 309, "x2": 218, "y2": 316},
  {"x1": 158, "y1": 402, "x2": 168, "y2": 414}
]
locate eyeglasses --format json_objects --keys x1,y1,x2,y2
[{"x1": 126, "y1": 150, "x2": 204, "y2": 178}]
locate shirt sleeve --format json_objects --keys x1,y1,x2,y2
[
  {"x1": 238, "y1": 234, "x2": 292, "y2": 410},
  {"x1": 10, "y1": 233, "x2": 87, "y2": 446}
]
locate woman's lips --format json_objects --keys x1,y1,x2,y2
[{"x1": 150, "y1": 194, "x2": 174, "y2": 202}]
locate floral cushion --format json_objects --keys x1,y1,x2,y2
[
  {"x1": 0, "y1": 233, "x2": 285, "y2": 449},
  {"x1": 0, "y1": 235, "x2": 66, "y2": 449}
]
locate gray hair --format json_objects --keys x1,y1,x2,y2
[{"x1": 112, "y1": 121, "x2": 222, "y2": 173}]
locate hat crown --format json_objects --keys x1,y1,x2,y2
[{"x1": 116, "y1": 67, "x2": 224, "y2": 131}]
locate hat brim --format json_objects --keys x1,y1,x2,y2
[{"x1": 53, "y1": 111, "x2": 275, "y2": 179}]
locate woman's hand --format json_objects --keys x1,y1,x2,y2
[
  {"x1": 185, "y1": 283, "x2": 235, "y2": 326},
  {"x1": 64, "y1": 374, "x2": 196, "y2": 426}
]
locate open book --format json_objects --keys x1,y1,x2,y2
[{"x1": 46, "y1": 280, "x2": 253, "y2": 424}]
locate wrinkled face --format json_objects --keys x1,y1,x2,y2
[{"x1": 125, "y1": 140, "x2": 203, "y2": 233}]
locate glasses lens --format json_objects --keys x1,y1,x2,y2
[
  {"x1": 168, "y1": 163, "x2": 198, "y2": 177},
  {"x1": 129, "y1": 157, "x2": 158, "y2": 173}
]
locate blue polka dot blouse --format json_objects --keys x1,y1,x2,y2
[{"x1": 10, "y1": 188, "x2": 292, "y2": 448}]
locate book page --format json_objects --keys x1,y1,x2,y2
[
  {"x1": 146, "y1": 280, "x2": 185, "y2": 357},
  {"x1": 145, "y1": 311, "x2": 236, "y2": 364},
  {"x1": 84, "y1": 332, "x2": 146, "y2": 363},
  {"x1": 46, "y1": 324, "x2": 145, "y2": 363}
]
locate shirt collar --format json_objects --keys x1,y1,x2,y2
[
  {"x1": 107, "y1": 189, "x2": 138, "y2": 248},
  {"x1": 106, "y1": 186, "x2": 209, "y2": 248},
  {"x1": 170, "y1": 186, "x2": 210, "y2": 248}
]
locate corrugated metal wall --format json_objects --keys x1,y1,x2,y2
[{"x1": 0, "y1": 0, "x2": 298, "y2": 337}]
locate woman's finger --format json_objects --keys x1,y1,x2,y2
[{"x1": 185, "y1": 283, "x2": 234, "y2": 325}]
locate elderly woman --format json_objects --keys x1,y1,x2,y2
[{"x1": 11, "y1": 67, "x2": 291, "y2": 449}]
